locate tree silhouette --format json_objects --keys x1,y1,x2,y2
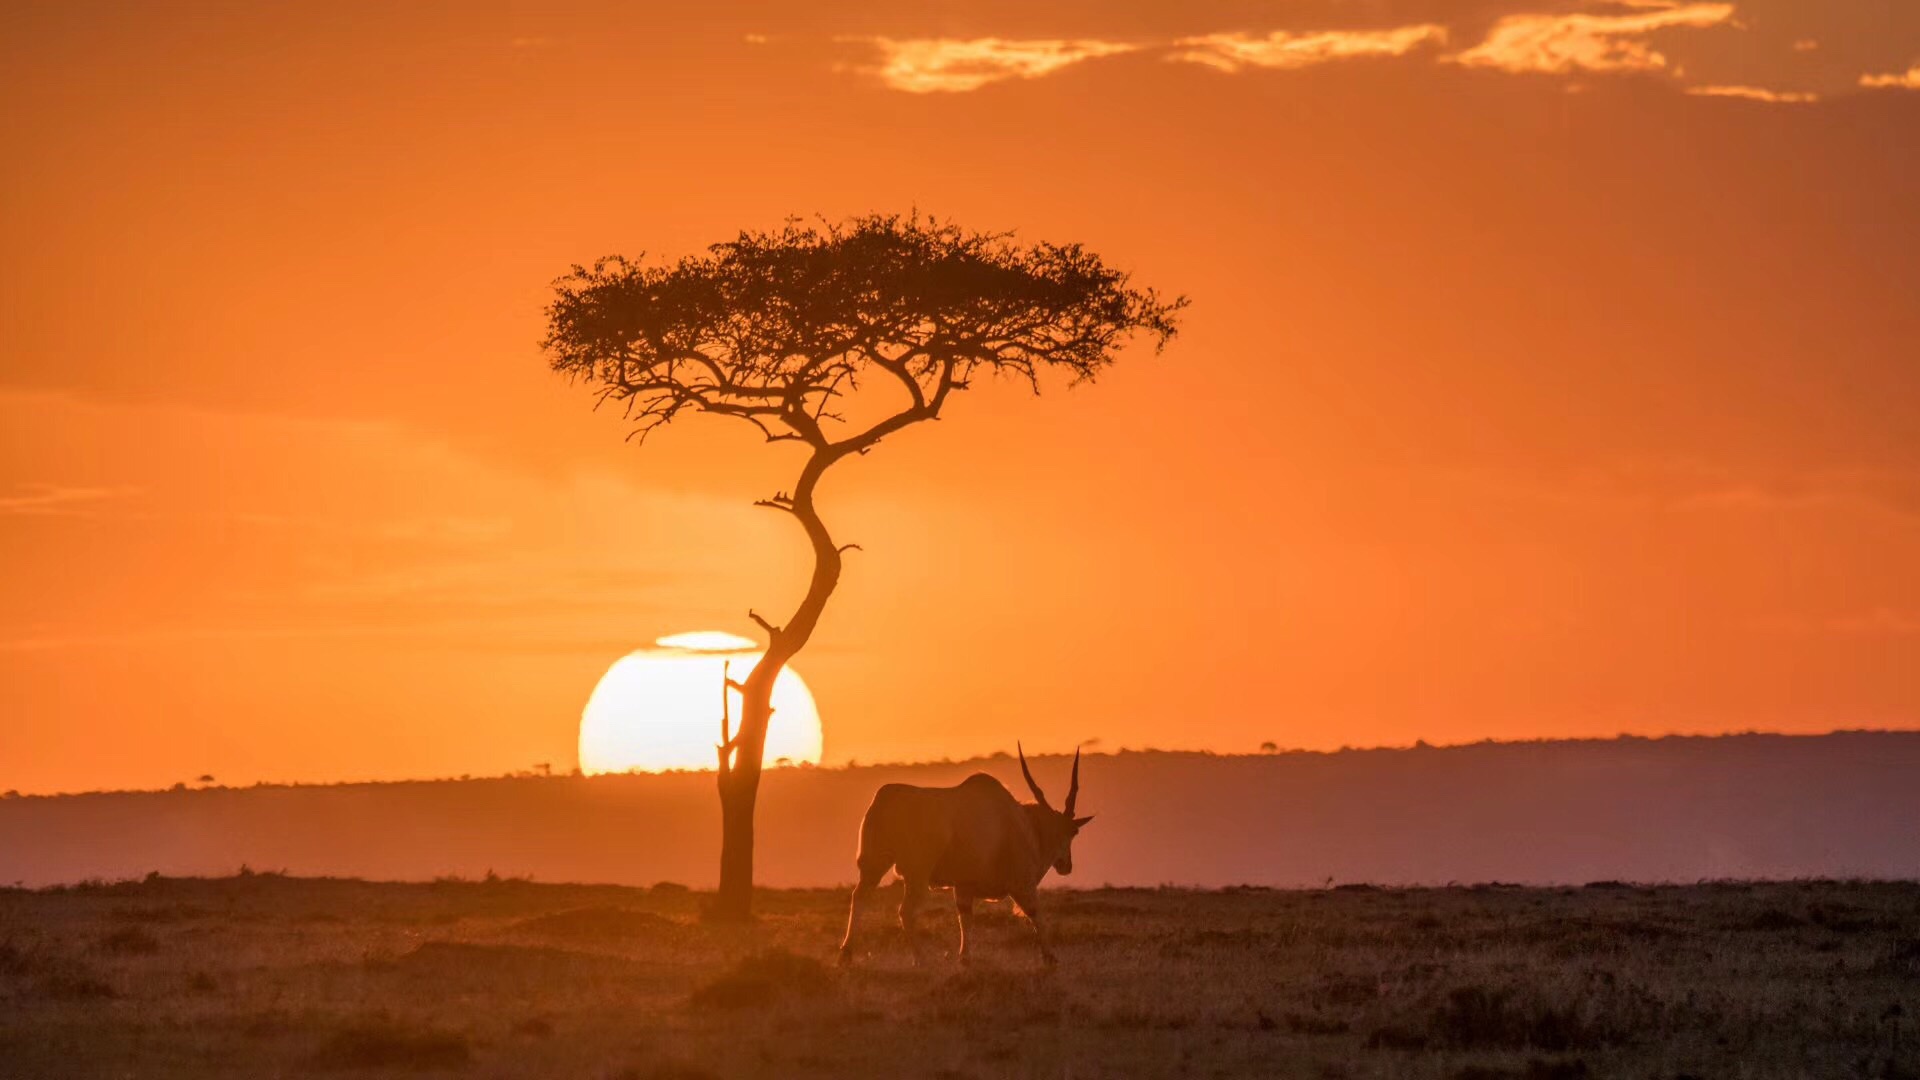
[{"x1": 544, "y1": 214, "x2": 1183, "y2": 919}]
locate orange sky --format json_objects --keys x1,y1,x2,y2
[{"x1": 4, "y1": 1, "x2": 1919, "y2": 795}]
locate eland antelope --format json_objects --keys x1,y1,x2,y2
[{"x1": 837, "y1": 744, "x2": 1093, "y2": 966}]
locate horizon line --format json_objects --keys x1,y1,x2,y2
[{"x1": 7, "y1": 726, "x2": 1917, "y2": 801}]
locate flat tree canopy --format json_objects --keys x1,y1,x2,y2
[{"x1": 542, "y1": 214, "x2": 1184, "y2": 454}]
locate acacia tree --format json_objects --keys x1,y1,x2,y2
[{"x1": 543, "y1": 214, "x2": 1183, "y2": 919}]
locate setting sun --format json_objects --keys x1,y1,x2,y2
[{"x1": 578, "y1": 633, "x2": 823, "y2": 774}]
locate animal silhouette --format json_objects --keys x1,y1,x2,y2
[{"x1": 839, "y1": 745, "x2": 1093, "y2": 966}]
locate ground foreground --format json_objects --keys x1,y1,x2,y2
[{"x1": 2, "y1": 876, "x2": 1916, "y2": 1079}]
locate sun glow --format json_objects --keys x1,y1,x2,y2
[{"x1": 578, "y1": 633, "x2": 824, "y2": 774}]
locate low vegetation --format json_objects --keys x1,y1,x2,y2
[{"x1": 2, "y1": 875, "x2": 1916, "y2": 1077}]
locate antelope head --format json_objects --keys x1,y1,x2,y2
[{"x1": 1018, "y1": 743, "x2": 1095, "y2": 876}]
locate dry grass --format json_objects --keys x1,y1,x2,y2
[{"x1": 2, "y1": 875, "x2": 1917, "y2": 1078}]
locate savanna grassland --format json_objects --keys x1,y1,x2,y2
[{"x1": 2, "y1": 874, "x2": 1916, "y2": 1079}]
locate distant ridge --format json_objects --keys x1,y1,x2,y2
[{"x1": 4, "y1": 731, "x2": 1917, "y2": 888}]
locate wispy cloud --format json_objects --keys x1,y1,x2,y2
[
  {"x1": 838, "y1": 8, "x2": 1791, "y2": 93},
  {"x1": 0, "y1": 483, "x2": 134, "y2": 515},
  {"x1": 840, "y1": 37, "x2": 1139, "y2": 93},
  {"x1": 1686, "y1": 84, "x2": 1819, "y2": 104},
  {"x1": 1171, "y1": 25, "x2": 1448, "y2": 73},
  {"x1": 1453, "y1": 2, "x2": 1737, "y2": 75},
  {"x1": 1860, "y1": 63, "x2": 1920, "y2": 90}
]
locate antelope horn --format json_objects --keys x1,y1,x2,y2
[
  {"x1": 1065, "y1": 746, "x2": 1081, "y2": 817},
  {"x1": 1017, "y1": 742, "x2": 1052, "y2": 809}
]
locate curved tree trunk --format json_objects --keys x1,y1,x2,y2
[{"x1": 709, "y1": 452, "x2": 843, "y2": 921}]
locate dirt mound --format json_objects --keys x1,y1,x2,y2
[
  {"x1": 689, "y1": 950, "x2": 833, "y2": 1010},
  {"x1": 510, "y1": 906, "x2": 682, "y2": 944}
]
